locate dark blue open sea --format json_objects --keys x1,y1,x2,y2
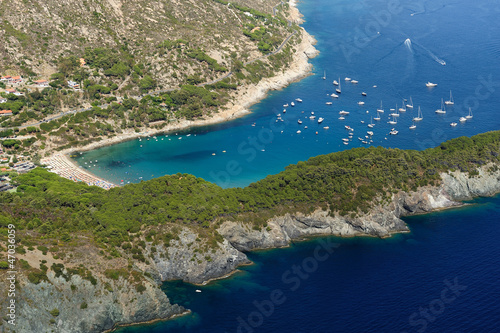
[
  {"x1": 101, "y1": 0, "x2": 500, "y2": 331},
  {"x1": 117, "y1": 195, "x2": 500, "y2": 333}
]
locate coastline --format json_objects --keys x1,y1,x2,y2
[
  {"x1": 42, "y1": 6, "x2": 319, "y2": 187},
  {"x1": 102, "y1": 310, "x2": 192, "y2": 333}
]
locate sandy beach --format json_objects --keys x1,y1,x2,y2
[{"x1": 42, "y1": 4, "x2": 318, "y2": 188}]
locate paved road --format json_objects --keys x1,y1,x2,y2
[{"x1": 1, "y1": 12, "x2": 297, "y2": 131}]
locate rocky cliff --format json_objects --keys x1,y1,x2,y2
[
  {"x1": 217, "y1": 163, "x2": 500, "y2": 253},
  {"x1": 146, "y1": 163, "x2": 500, "y2": 285},
  {"x1": 0, "y1": 267, "x2": 185, "y2": 333},
  {"x1": 2, "y1": 165, "x2": 499, "y2": 333}
]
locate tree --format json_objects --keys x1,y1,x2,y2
[{"x1": 139, "y1": 75, "x2": 156, "y2": 93}]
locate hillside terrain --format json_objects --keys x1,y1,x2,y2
[
  {"x1": 0, "y1": 0, "x2": 311, "y2": 165},
  {"x1": 0, "y1": 131, "x2": 499, "y2": 332}
]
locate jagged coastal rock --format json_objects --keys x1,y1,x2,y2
[
  {"x1": 147, "y1": 164, "x2": 500, "y2": 286},
  {"x1": 11, "y1": 271, "x2": 185, "y2": 333},
  {"x1": 150, "y1": 231, "x2": 250, "y2": 284},
  {"x1": 218, "y1": 164, "x2": 500, "y2": 253},
  {"x1": 3, "y1": 164, "x2": 499, "y2": 333}
]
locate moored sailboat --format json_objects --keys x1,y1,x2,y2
[
  {"x1": 336, "y1": 78, "x2": 342, "y2": 94},
  {"x1": 435, "y1": 99, "x2": 446, "y2": 114},
  {"x1": 406, "y1": 96, "x2": 414, "y2": 109},
  {"x1": 413, "y1": 106, "x2": 423, "y2": 122},
  {"x1": 445, "y1": 90, "x2": 454, "y2": 105},
  {"x1": 377, "y1": 101, "x2": 384, "y2": 113},
  {"x1": 466, "y1": 107, "x2": 473, "y2": 119}
]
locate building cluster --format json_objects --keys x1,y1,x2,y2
[
  {"x1": 1, "y1": 75, "x2": 23, "y2": 85},
  {"x1": 0, "y1": 174, "x2": 13, "y2": 192},
  {"x1": 12, "y1": 161, "x2": 36, "y2": 173},
  {"x1": 4, "y1": 88, "x2": 24, "y2": 96},
  {"x1": 0, "y1": 148, "x2": 11, "y2": 173}
]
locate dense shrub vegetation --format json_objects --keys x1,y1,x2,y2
[{"x1": 0, "y1": 131, "x2": 499, "y2": 250}]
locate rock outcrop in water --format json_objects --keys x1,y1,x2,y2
[
  {"x1": 217, "y1": 164, "x2": 500, "y2": 253},
  {"x1": 148, "y1": 163, "x2": 500, "y2": 285}
]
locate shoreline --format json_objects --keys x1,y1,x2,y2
[
  {"x1": 103, "y1": 310, "x2": 192, "y2": 333},
  {"x1": 42, "y1": 8, "x2": 319, "y2": 187}
]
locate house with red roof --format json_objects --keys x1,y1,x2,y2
[
  {"x1": 34, "y1": 79, "x2": 49, "y2": 87},
  {"x1": 11, "y1": 76, "x2": 23, "y2": 84}
]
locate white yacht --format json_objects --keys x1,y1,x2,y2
[
  {"x1": 333, "y1": 80, "x2": 339, "y2": 86},
  {"x1": 426, "y1": 82, "x2": 438, "y2": 87},
  {"x1": 339, "y1": 110, "x2": 349, "y2": 115},
  {"x1": 361, "y1": 92, "x2": 367, "y2": 96},
  {"x1": 367, "y1": 117, "x2": 375, "y2": 128},
  {"x1": 318, "y1": 117, "x2": 324, "y2": 123},
  {"x1": 459, "y1": 116, "x2": 467, "y2": 122},
  {"x1": 389, "y1": 129, "x2": 399, "y2": 135},
  {"x1": 445, "y1": 91, "x2": 454, "y2": 105},
  {"x1": 413, "y1": 106, "x2": 423, "y2": 122},
  {"x1": 345, "y1": 77, "x2": 352, "y2": 81},
  {"x1": 322, "y1": 70, "x2": 326, "y2": 80},
  {"x1": 388, "y1": 116, "x2": 397, "y2": 125},
  {"x1": 435, "y1": 99, "x2": 446, "y2": 114},
  {"x1": 450, "y1": 122, "x2": 458, "y2": 127},
  {"x1": 466, "y1": 107, "x2": 473, "y2": 119},
  {"x1": 297, "y1": 119, "x2": 303, "y2": 124},
  {"x1": 296, "y1": 98, "x2": 303, "y2": 102},
  {"x1": 358, "y1": 101, "x2": 365, "y2": 105},
  {"x1": 326, "y1": 101, "x2": 333, "y2": 105},
  {"x1": 399, "y1": 101, "x2": 406, "y2": 112},
  {"x1": 331, "y1": 93, "x2": 339, "y2": 98},
  {"x1": 406, "y1": 96, "x2": 414, "y2": 109},
  {"x1": 351, "y1": 80, "x2": 358, "y2": 84},
  {"x1": 377, "y1": 101, "x2": 384, "y2": 113},
  {"x1": 291, "y1": 102, "x2": 295, "y2": 107},
  {"x1": 390, "y1": 105, "x2": 400, "y2": 117},
  {"x1": 367, "y1": 131, "x2": 374, "y2": 136}
]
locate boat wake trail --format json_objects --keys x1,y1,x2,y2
[
  {"x1": 373, "y1": 39, "x2": 406, "y2": 66},
  {"x1": 412, "y1": 39, "x2": 446, "y2": 65},
  {"x1": 404, "y1": 38, "x2": 413, "y2": 53}
]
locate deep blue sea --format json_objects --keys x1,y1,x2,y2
[
  {"x1": 97, "y1": 0, "x2": 500, "y2": 332},
  {"x1": 117, "y1": 195, "x2": 500, "y2": 333}
]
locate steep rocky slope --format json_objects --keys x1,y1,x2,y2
[
  {"x1": 0, "y1": 0, "x2": 294, "y2": 83},
  {"x1": 1, "y1": 163, "x2": 499, "y2": 332}
]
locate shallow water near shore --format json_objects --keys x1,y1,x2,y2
[
  {"x1": 74, "y1": 0, "x2": 500, "y2": 188},
  {"x1": 115, "y1": 194, "x2": 500, "y2": 333}
]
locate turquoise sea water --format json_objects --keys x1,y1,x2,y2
[
  {"x1": 95, "y1": 0, "x2": 500, "y2": 332},
  {"x1": 73, "y1": 0, "x2": 500, "y2": 189}
]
